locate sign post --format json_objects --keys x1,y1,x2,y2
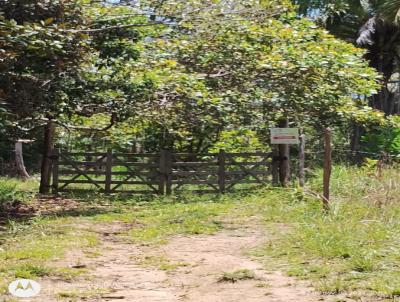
[{"x1": 270, "y1": 128, "x2": 299, "y2": 187}]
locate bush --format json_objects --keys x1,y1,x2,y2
[
  {"x1": 362, "y1": 116, "x2": 400, "y2": 156},
  {"x1": 0, "y1": 178, "x2": 17, "y2": 205}
]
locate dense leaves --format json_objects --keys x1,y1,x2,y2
[
  {"x1": 294, "y1": 0, "x2": 400, "y2": 114},
  {"x1": 129, "y1": 3, "x2": 380, "y2": 150},
  {"x1": 0, "y1": 0, "x2": 389, "y2": 162},
  {"x1": 0, "y1": 0, "x2": 90, "y2": 130}
]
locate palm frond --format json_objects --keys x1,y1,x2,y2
[{"x1": 373, "y1": 0, "x2": 400, "y2": 24}]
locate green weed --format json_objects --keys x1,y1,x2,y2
[
  {"x1": 57, "y1": 287, "x2": 110, "y2": 300},
  {"x1": 0, "y1": 177, "x2": 38, "y2": 205},
  {"x1": 218, "y1": 269, "x2": 256, "y2": 283}
]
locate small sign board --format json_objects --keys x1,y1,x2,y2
[{"x1": 270, "y1": 128, "x2": 299, "y2": 144}]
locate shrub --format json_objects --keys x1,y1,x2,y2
[{"x1": 0, "y1": 178, "x2": 17, "y2": 205}]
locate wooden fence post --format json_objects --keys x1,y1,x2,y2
[
  {"x1": 165, "y1": 150, "x2": 172, "y2": 195},
  {"x1": 279, "y1": 144, "x2": 290, "y2": 187},
  {"x1": 39, "y1": 120, "x2": 55, "y2": 194},
  {"x1": 299, "y1": 134, "x2": 305, "y2": 187},
  {"x1": 159, "y1": 150, "x2": 167, "y2": 195},
  {"x1": 323, "y1": 128, "x2": 332, "y2": 211},
  {"x1": 51, "y1": 148, "x2": 59, "y2": 194},
  {"x1": 272, "y1": 145, "x2": 280, "y2": 186},
  {"x1": 218, "y1": 149, "x2": 226, "y2": 193},
  {"x1": 278, "y1": 119, "x2": 290, "y2": 187},
  {"x1": 105, "y1": 149, "x2": 113, "y2": 193}
]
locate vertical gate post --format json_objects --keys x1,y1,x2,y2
[
  {"x1": 272, "y1": 146, "x2": 280, "y2": 186},
  {"x1": 299, "y1": 134, "x2": 306, "y2": 187},
  {"x1": 218, "y1": 149, "x2": 226, "y2": 193},
  {"x1": 323, "y1": 128, "x2": 332, "y2": 211},
  {"x1": 162, "y1": 150, "x2": 172, "y2": 195},
  {"x1": 105, "y1": 149, "x2": 113, "y2": 193},
  {"x1": 40, "y1": 120, "x2": 55, "y2": 194},
  {"x1": 159, "y1": 150, "x2": 167, "y2": 195},
  {"x1": 278, "y1": 119, "x2": 290, "y2": 187},
  {"x1": 52, "y1": 148, "x2": 60, "y2": 194},
  {"x1": 279, "y1": 144, "x2": 290, "y2": 187}
]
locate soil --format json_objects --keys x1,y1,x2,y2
[
  {"x1": 26, "y1": 222, "x2": 345, "y2": 302},
  {"x1": 0, "y1": 197, "x2": 106, "y2": 223}
]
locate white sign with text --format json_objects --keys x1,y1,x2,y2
[{"x1": 270, "y1": 128, "x2": 299, "y2": 144}]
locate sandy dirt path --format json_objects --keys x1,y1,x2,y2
[{"x1": 28, "y1": 222, "x2": 339, "y2": 302}]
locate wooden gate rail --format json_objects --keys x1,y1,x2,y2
[{"x1": 51, "y1": 149, "x2": 272, "y2": 194}]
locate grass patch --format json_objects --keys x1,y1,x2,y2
[
  {"x1": 0, "y1": 177, "x2": 38, "y2": 205},
  {"x1": 254, "y1": 165, "x2": 400, "y2": 300},
  {"x1": 126, "y1": 201, "x2": 233, "y2": 243},
  {"x1": 54, "y1": 267, "x2": 89, "y2": 281},
  {"x1": 218, "y1": 269, "x2": 257, "y2": 283},
  {"x1": 57, "y1": 287, "x2": 110, "y2": 300},
  {"x1": 13, "y1": 263, "x2": 52, "y2": 279},
  {"x1": 87, "y1": 194, "x2": 241, "y2": 244},
  {"x1": 0, "y1": 216, "x2": 100, "y2": 294}
]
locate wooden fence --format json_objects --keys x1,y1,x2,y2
[{"x1": 51, "y1": 149, "x2": 273, "y2": 194}]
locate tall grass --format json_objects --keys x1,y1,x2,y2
[
  {"x1": 0, "y1": 178, "x2": 17, "y2": 205},
  {"x1": 257, "y1": 165, "x2": 400, "y2": 299},
  {"x1": 0, "y1": 177, "x2": 38, "y2": 206}
]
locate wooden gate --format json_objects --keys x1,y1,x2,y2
[
  {"x1": 51, "y1": 149, "x2": 272, "y2": 194},
  {"x1": 52, "y1": 149, "x2": 160, "y2": 194}
]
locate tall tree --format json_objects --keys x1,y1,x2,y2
[
  {"x1": 62, "y1": 0, "x2": 382, "y2": 155},
  {"x1": 126, "y1": 0, "x2": 381, "y2": 153},
  {"x1": 0, "y1": 0, "x2": 92, "y2": 192},
  {"x1": 0, "y1": 0, "x2": 156, "y2": 191},
  {"x1": 293, "y1": 0, "x2": 400, "y2": 115}
]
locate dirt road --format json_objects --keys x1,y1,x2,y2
[{"x1": 29, "y1": 221, "x2": 339, "y2": 302}]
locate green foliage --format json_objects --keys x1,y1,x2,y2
[
  {"x1": 362, "y1": 116, "x2": 400, "y2": 155},
  {"x1": 65, "y1": 4, "x2": 157, "y2": 123},
  {"x1": 0, "y1": 177, "x2": 37, "y2": 205},
  {"x1": 0, "y1": 0, "x2": 91, "y2": 123},
  {"x1": 293, "y1": 0, "x2": 400, "y2": 121},
  {"x1": 0, "y1": 178, "x2": 16, "y2": 204},
  {"x1": 0, "y1": 0, "x2": 389, "y2": 159},
  {"x1": 146, "y1": 5, "x2": 380, "y2": 130},
  {"x1": 375, "y1": 0, "x2": 400, "y2": 24},
  {"x1": 209, "y1": 129, "x2": 267, "y2": 153},
  {"x1": 59, "y1": 0, "x2": 381, "y2": 153}
]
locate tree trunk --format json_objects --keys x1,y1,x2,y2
[
  {"x1": 39, "y1": 120, "x2": 55, "y2": 194},
  {"x1": 370, "y1": 86, "x2": 397, "y2": 115},
  {"x1": 15, "y1": 140, "x2": 30, "y2": 179},
  {"x1": 350, "y1": 122, "x2": 364, "y2": 164}
]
